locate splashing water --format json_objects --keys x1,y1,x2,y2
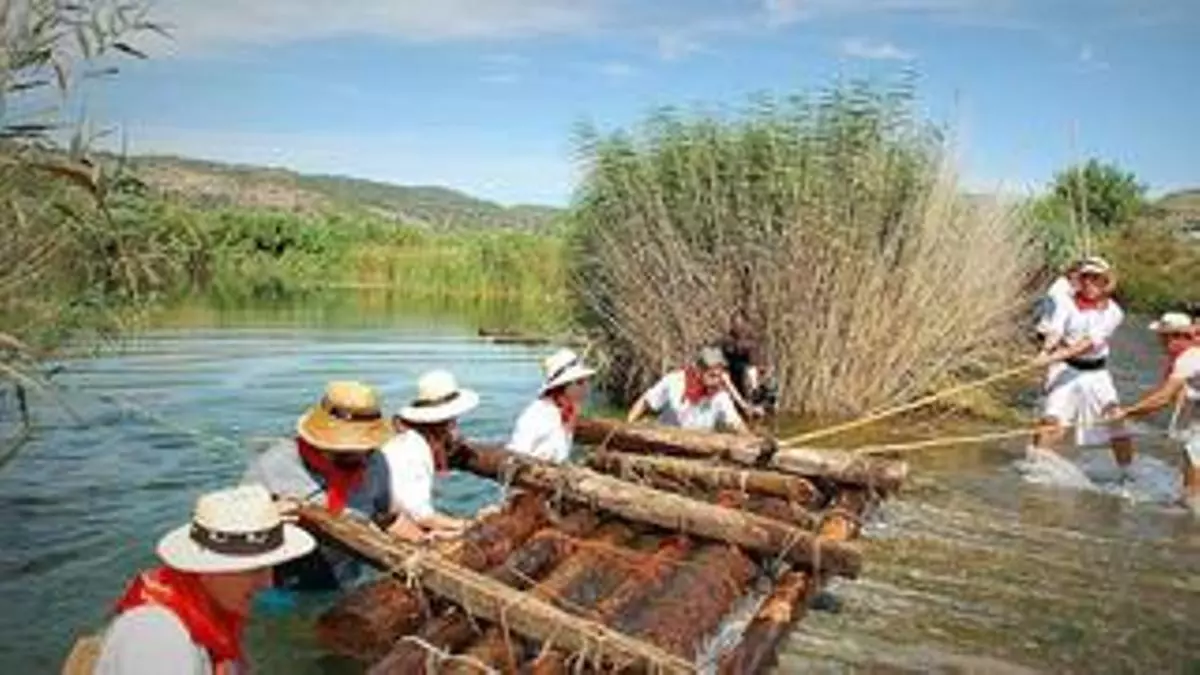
[{"x1": 1015, "y1": 446, "x2": 1185, "y2": 508}]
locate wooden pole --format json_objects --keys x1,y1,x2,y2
[
  {"x1": 298, "y1": 504, "x2": 696, "y2": 674},
  {"x1": 316, "y1": 491, "x2": 549, "y2": 661},
  {"x1": 452, "y1": 443, "x2": 863, "y2": 578},
  {"x1": 588, "y1": 452, "x2": 824, "y2": 507},
  {"x1": 573, "y1": 419, "x2": 907, "y2": 492},
  {"x1": 717, "y1": 491, "x2": 868, "y2": 674}
]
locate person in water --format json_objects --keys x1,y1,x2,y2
[
  {"x1": 1031, "y1": 256, "x2": 1135, "y2": 471},
  {"x1": 718, "y1": 311, "x2": 768, "y2": 420},
  {"x1": 1107, "y1": 311, "x2": 1200, "y2": 513},
  {"x1": 507, "y1": 348, "x2": 596, "y2": 463},
  {"x1": 627, "y1": 346, "x2": 749, "y2": 434},
  {"x1": 381, "y1": 370, "x2": 479, "y2": 540},
  {"x1": 94, "y1": 485, "x2": 316, "y2": 674},
  {"x1": 243, "y1": 380, "x2": 415, "y2": 590}
]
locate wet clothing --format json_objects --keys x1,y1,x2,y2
[
  {"x1": 643, "y1": 369, "x2": 742, "y2": 432},
  {"x1": 380, "y1": 429, "x2": 441, "y2": 520},
  {"x1": 507, "y1": 398, "x2": 574, "y2": 463},
  {"x1": 1041, "y1": 296, "x2": 1125, "y2": 446},
  {"x1": 243, "y1": 439, "x2": 393, "y2": 590}
]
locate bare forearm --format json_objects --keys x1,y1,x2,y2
[
  {"x1": 627, "y1": 396, "x2": 649, "y2": 423},
  {"x1": 1125, "y1": 380, "x2": 1185, "y2": 418}
]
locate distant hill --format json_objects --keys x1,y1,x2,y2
[{"x1": 120, "y1": 154, "x2": 564, "y2": 231}]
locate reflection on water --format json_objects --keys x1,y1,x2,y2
[{"x1": 0, "y1": 297, "x2": 1195, "y2": 674}]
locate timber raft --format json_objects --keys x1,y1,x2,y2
[{"x1": 303, "y1": 419, "x2": 907, "y2": 674}]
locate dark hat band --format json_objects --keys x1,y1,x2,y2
[
  {"x1": 321, "y1": 397, "x2": 383, "y2": 422},
  {"x1": 547, "y1": 357, "x2": 582, "y2": 384},
  {"x1": 190, "y1": 522, "x2": 285, "y2": 556},
  {"x1": 412, "y1": 390, "x2": 461, "y2": 408}
]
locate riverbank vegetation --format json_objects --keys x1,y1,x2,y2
[{"x1": 570, "y1": 82, "x2": 1038, "y2": 417}]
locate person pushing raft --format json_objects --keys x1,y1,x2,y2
[
  {"x1": 1107, "y1": 311, "x2": 1200, "y2": 514},
  {"x1": 627, "y1": 346, "x2": 749, "y2": 434},
  {"x1": 1030, "y1": 256, "x2": 1135, "y2": 473},
  {"x1": 506, "y1": 348, "x2": 596, "y2": 463}
]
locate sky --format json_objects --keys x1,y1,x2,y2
[{"x1": 86, "y1": 0, "x2": 1199, "y2": 206}]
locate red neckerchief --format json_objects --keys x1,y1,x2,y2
[
  {"x1": 546, "y1": 390, "x2": 579, "y2": 431},
  {"x1": 682, "y1": 366, "x2": 711, "y2": 405},
  {"x1": 114, "y1": 567, "x2": 244, "y2": 668},
  {"x1": 1073, "y1": 293, "x2": 1110, "y2": 311},
  {"x1": 297, "y1": 437, "x2": 365, "y2": 515}
]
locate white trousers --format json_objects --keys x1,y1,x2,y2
[{"x1": 1041, "y1": 363, "x2": 1121, "y2": 447}]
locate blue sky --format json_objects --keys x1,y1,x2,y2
[{"x1": 90, "y1": 0, "x2": 1198, "y2": 206}]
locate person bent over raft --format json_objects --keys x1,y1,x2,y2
[
  {"x1": 718, "y1": 311, "x2": 769, "y2": 420},
  {"x1": 627, "y1": 346, "x2": 749, "y2": 434},
  {"x1": 243, "y1": 381, "x2": 410, "y2": 590},
  {"x1": 93, "y1": 485, "x2": 316, "y2": 675},
  {"x1": 507, "y1": 348, "x2": 596, "y2": 463},
  {"x1": 1107, "y1": 312, "x2": 1200, "y2": 514},
  {"x1": 1030, "y1": 256, "x2": 1135, "y2": 472},
  {"x1": 382, "y1": 370, "x2": 479, "y2": 541}
]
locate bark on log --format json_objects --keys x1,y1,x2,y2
[
  {"x1": 588, "y1": 451, "x2": 823, "y2": 508},
  {"x1": 446, "y1": 628, "x2": 522, "y2": 675},
  {"x1": 369, "y1": 511, "x2": 602, "y2": 675},
  {"x1": 452, "y1": 444, "x2": 863, "y2": 578},
  {"x1": 530, "y1": 522, "x2": 635, "y2": 611},
  {"x1": 575, "y1": 419, "x2": 907, "y2": 492},
  {"x1": 717, "y1": 490, "x2": 868, "y2": 675},
  {"x1": 713, "y1": 491, "x2": 818, "y2": 530},
  {"x1": 316, "y1": 491, "x2": 549, "y2": 661},
  {"x1": 612, "y1": 544, "x2": 757, "y2": 658},
  {"x1": 298, "y1": 504, "x2": 696, "y2": 674}
]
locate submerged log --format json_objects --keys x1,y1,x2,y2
[
  {"x1": 299, "y1": 504, "x2": 696, "y2": 674},
  {"x1": 370, "y1": 511, "x2": 602, "y2": 675},
  {"x1": 452, "y1": 444, "x2": 863, "y2": 578},
  {"x1": 718, "y1": 490, "x2": 869, "y2": 675},
  {"x1": 575, "y1": 418, "x2": 907, "y2": 492},
  {"x1": 613, "y1": 544, "x2": 757, "y2": 658},
  {"x1": 588, "y1": 451, "x2": 824, "y2": 508},
  {"x1": 316, "y1": 491, "x2": 549, "y2": 661}
]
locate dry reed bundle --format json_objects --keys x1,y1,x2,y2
[{"x1": 570, "y1": 81, "x2": 1038, "y2": 417}]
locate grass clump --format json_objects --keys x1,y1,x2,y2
[{"x1": 570, "y1": 81, "x2": 1039, "y2": 418}]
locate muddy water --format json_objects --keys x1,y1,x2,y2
[{"x1": 0, "y1": 299, "x2": 1195, "y2": 673}]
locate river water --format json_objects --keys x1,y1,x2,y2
[{"x1": 0, "y1": 300, "x2": 1196, "y2": 674}]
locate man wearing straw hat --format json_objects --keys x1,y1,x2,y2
[
  {"x1": 1032, "y1": 256, "x2": 1135, "y2": 472},
  {"x1": 506, "y1": 348, "x2": 596, "y2": 463},
  {"x1": 243, "y1": 381, "x2": 414, "y2": 590},
  {"x1": 381, "y1": 370, "x2": 480, "y2": 540},
  {"x1": 1107, "y1": 311, "x2": 1200, "y2": 513},
  {"x1": 627, "y1": 346, "x2": 749, "y2": 434},
  {"x1": 92, "y1": 485, "x2": 316, "y2": 674}
]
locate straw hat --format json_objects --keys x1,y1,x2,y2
[
  {"x1": 539, "y1": 348, "x2": 596, "y2": 395},
  {"x1": 1149, "y1": 312, "x2": 1194, "y2": 334},
  {"x1": 398, "y1": 370, "x2": 479, "y2": 425},
  {"x1": 697, "y1": 346, "x2": 727, "y2": 369},
  {"x1": 157, "y1": 485, "x2": 315, "y2": 574},
  {"x1": 297, "y1": 381, "x2": 392, "y2": 453},
  {"x1": 1077, "y1": 256, "x2": 1113, "y2": 277}
]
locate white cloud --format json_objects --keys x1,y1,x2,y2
[
  {"x1": 155, "y1": 0, "x2": 607, "y2": 53},
  {"x1": 839, "y1": 37, "x2": 916, "y2": 60},
  {"x1": 597, "y1": 61, "x2": 637, "y2": 79}
]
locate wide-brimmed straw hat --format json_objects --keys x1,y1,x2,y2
[
  {"x1": 1076, "y1": 256, "x2": 1113, "y2": 277},
  {"x1": 157, "y1": 485, "x2": 315, "y2": 574},
  {"x1": 539, "y1": 348, "x2": 596, "y2": 395},
  {"x1": 1149, "y1": 312, "x2": 1194, "y2": 334},
  {"x1": 398, "y1": 370, "x2": 479, "y2": 425},
  {"x1": 297, "y1": 381, "x2": 392, "y2": 453}
]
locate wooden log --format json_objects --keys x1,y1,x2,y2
[
  {"x1": 369, "y1": 511, "x2": 602, "y2": 675},
  {"x1": 713, "y1": 490, "x2": 818, "y2": 530},
  {"x1": 612, "y1": 544, "x2": 757, "y2": 657},
  {"x1": 588, "y1": 451, "x2": 824, "y2": 508},
  {"x1": 717, "y1": 490, "x2": 869, "y2": 675},
  {"x1": 575, "y1": 418, "x2": 908, "y2": 492},
  {"x1": 446, "y1": 628, "x2": 522, "y2": 675},
  {"x1": 530, "y1": 522, "x2": 635, "y2": 610},
  {"x1": 452, "y1": 443, "x2": 863, "y2": 578},
  {"x1": 316, "y1": 490, "x2": 549, "y2": 661},
  {"x1": 298, "y1": 504, "x2": 696, "y2": 674}
]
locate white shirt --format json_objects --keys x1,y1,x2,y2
[
  {"x1": 507, "y1": 398, "x2": 572, "y2": 463},
  {"x1": 95, "y1": 606, "x2": 220, "y2": 675},
  {"x1": 380, "y1": 429, "x2": 436, "y2": 520},
  {"x1": 1046, "y1": 276, "x2": 1074, "y2": 304},
  {"x1": 1046, "y1": 296, "x2": 1124, "y2": 361},
  {"x1": 1171, "y1": 346, "x2": 1200, "y2": 401},
  {"x1": 643, "y1": 370, "x2": 743, "y2": 432}
]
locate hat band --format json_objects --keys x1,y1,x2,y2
[
  {"x1": 547, "y1": 357, "x2": 581, "y2": 384},
  {"x1": 412, "y1": 390, "x2": 461, "y2": 408},
  {"x1": 321, "y1": 397, "x2": 383, "y2": 422},
  {"x1": 190, "y1": 522, "x2": 285, "y2": 556}
]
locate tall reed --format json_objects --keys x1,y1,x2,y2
[{"x1": 570, "y1": 81, "x2": 1039, "y2": 417}]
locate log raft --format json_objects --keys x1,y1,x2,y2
[{"x1": 304, "y1": 422, "x2": 905, "y2": 674}]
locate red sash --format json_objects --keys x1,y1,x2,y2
[
  {"x1": 114, "y1": 567, "x2": 244, "y2": 669},
  {"x1": 297, "y1": 437, "x2": 364, "y2": 515}
]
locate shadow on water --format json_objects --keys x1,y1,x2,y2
[{"x1": 0, "y1": 294, "x2": 1195, "y2": 674}]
